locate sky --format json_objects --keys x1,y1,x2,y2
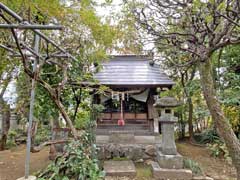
[{"x1": 3, "y1": 81, "x2": 17, "y2": 108}]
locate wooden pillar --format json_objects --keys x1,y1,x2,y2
[{"x1": 148, "y1": 88, "x2": 159, "y2": 134}]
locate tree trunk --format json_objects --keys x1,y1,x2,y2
[
  {"x1": 180, "y1": 111, "x2": 185, "y2": 139},
  {"x1": 73, "y1": 100, "x2": 80, "y2": 122},
  {"x1": 187, "y1": 97, "x2": 194, "y2": 141},
  {"x1": 0, "y1": 102, "x2": 10, "y2": 150},
  {"x1": 199, "y1": 58, "x2": 240, "y2": 178},
  {"x1": 38, "y1": 81, "x2": 79, "y2": 139},
  {"x1": 53, "y1": 98, "x2": 79, "y2": 139},
  {"x1": 181, "y1": 68, "x2": 196, "y2": 142},
  {"x1": 72, "y1": 87, "x2": 82, "y2": 122},
  {"x1": 30, "y1": 121, "x2": 38, "y2": 149}
]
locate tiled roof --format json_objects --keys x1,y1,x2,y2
[{"x1": 93, "y1": 55, "x2": 175, "y2": 88}]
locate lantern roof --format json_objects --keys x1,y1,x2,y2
[{"x1": 154, "y1": 96, "x2": 182, "y2": 108}]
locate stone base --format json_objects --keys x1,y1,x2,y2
[
  {"x1": 157, "y1": 151, "x2": 183, "y2": 169},
  {"x1": 104, "y1": 160, "x2": 136, "y2": 177},
  {"x1": 16, "y1": 176, "x2": 37, "y2": 180},
  {"x1": 151, "y1": 161, "x2": 192, "y2": 180},
  {"x1": 97, "y1": 143, "x2": 157, "y2": 161}
]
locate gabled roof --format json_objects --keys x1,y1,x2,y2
[{"x1": 94, "y1": 55, "x2": 175, "y2": 88}]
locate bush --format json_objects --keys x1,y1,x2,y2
[
  {"x1": 6, "y1": 130, "x2": 17, "y2": 149},
  {"x1": 34, "y1": 126, "x2": 51, "y2": 146},
  {"x1": 37, "y1": 132, "x2": 104, "y2": 180},
  {"x1": 194, "y1": 129, "x2": 231, "y2": 162},
  {"x1": 183, "y1": 158, "x2": 203, "y2": 175},
  {"x1": 195, "y1": 129, "x2": 221, "y2": 144},
  {"x1": 207, "y1": 140, "x2": 231, "y2": 163},
  {"x1": 74, "y1": 111, "x2": 90, "y2": 129}
]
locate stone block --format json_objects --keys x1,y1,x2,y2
[
  {"x1": 145, "y1": 145, "x2": 156, "y2": 156},
  {"x1": 132, "y1": 146, "x2": 144, "y2": 161},
  {"x1": 96, "y1": 135, "x2": 109, "y2": 144},
  {"x1": 151, "y1": 161, "x2": 192, "y2": 180},
  {"x1": 104, "y1": 160, "x2": 136, "y2": 177},
  {"x1": 135, "y1": 135, "x2": 156, "y2": 144},
  {"x1": 16, "y1": 176, "x2": 37, "y2": 180},
  {"x1": 192, "y1": 176, "x2": 214, "y2": 180},
  {"x1": 157, "y1": 151, "x2": 183, "y2": 169}
]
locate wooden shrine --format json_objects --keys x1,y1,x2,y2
[{"x1": 92, "y1": 55, "x2": 175, "y2": 135}]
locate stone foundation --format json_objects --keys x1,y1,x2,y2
[
  {"x1": 97, "y1": 143, "x2": 157, "y2": 161},
  {"x1": 104, "y1": 160, "x2": 136, "y2": 177}
]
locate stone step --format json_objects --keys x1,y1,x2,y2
[
  {"x1": 98, "y1": 120, "x2": 148, "y2": 124},
  {"x1": 151, "y1": 161, "x2": 192, "y2": 180},
  {"x1": 95, "y1": 129, "x2": 154, "y2": 136},
  {"x1": 97, "y1": 124, "x2": 149, "y2": 129},
  {"x1": 104, "y1": 160, "x2": 136, "y2": 177},
  {"x1": 96, "y1": 124, "x2": 153, "y2": 135}
]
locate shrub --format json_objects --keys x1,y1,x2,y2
[
  {"x1": 37, "y1": 132, "x2": 104, "y2": 180},
  {"x1": 194, "y1": 129, "x2": 232, "y2": 162},
  {"x1": 195, "y1": 129, "x2": 221, "y2": 144},
  {"x1": 207, "y1": 140, "x2": 231, "y2": 163},
  {"x1": 183, "y1": 158, "x2": 203, "y2": 175},
  {"x1": 34, "y1": 126, "x2": 51, "y2": 146},
  {"x1": 6, "y1": 130, "x2": 17, "y2": 148},
  {"x1": 74, "y1": 111, "x2": 90, "y2": 129}
]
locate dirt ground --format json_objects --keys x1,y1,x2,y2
[
  {"x1": 0, "y1": 142, "x2": 237, "y2": 180},
  {"x1": 177, "y1": 141, "x2": 237, "y2": 180},
  {"x1": 0, "y1": 145, "x2": 50, "y2": 180}
]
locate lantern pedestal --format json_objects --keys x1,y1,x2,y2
[
  {"x1": 160, "y1": 115, "x2": 178, "y2": 155},
  {"x1": 156, "y1": 151, "x2": 183, "y2": 169}
]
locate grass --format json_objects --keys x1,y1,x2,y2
[
  {"x1": 112, "y1": 157, "x2": 129, "y2": 161},
  {"x1": 135, "y1": 163, "x2": 152, "y2": 180}
]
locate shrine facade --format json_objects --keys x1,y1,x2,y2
[{"x1": 92, "y1": 55, "x2": 175, "y2": 135}]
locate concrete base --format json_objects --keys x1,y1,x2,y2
[
  {"x1": 104, "y1": 160, "x2": 136, "y2": 177},
  {"x1": 16, "y1": 176, "x2": 37, "y2": 180},
  {"x1": 151, "y1": 161, "x2": 192, "y2": 180},
  {"x1": 157, "y1": 151, "x2": 183, "y2": 169}
]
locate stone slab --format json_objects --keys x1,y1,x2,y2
[
  {"x1": 96, "y1": 135, "x2": 162, "y2": 145},
  {"x1": 104, "y1": 160, "x2": 136, "y2": 177},
  {"x1": 157, "y1": 151, "x2": 183, "y2": 169},
  {"x1": 135, "y1": 136, "x2": 156, "y2": 144},
  {"x1": 151, "y1": 161, "x2": 192, "y2": 180},
  {"x1": 193, "y1": 176, "x2": 214, "y2": 180},
  {"x1": 16, "y1": 176, "x2": 37, "y2": 180},
  {"x1": 109, "y1": 133, "x2": 135, "y2": 143},
  {"x1": 96, "y1": 135, "x2": 109, "y2": 144}
]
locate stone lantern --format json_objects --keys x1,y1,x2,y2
[{"x1": 154, "y1": 96, "x2": 183, "y2": 169}]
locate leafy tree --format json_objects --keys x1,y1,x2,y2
[
  {"x1": 1, "y1": 0, "x2": 116, "y2": 139},
  {"x1": 214, "y1": 45, "x2": 240, "y2": 137},
  {"x1": 128, "y1": 0, "x2": 240, "y2": 176},
  {"x1": 0, "y1": 48, "x2": 18, "y2": 150}
]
